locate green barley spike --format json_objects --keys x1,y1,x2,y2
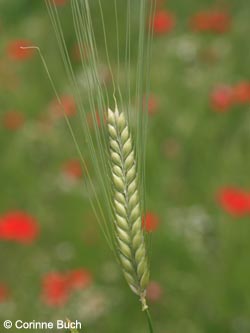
[{"x1": 107, "y1": 106, "x2": 150, "y2": 311}]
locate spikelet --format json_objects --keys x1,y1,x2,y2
[{"x1": 107, "y1": 106, "x2": 150, "y2": 311}]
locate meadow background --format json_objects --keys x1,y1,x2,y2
[{"x1": 1, "y1": 0, "x2": 250, "y2": 332}]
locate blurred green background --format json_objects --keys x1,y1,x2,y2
[{"x1": 1, "y1": 0, "x2": 250, "y2": 332}]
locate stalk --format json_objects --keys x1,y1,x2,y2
[{"x1": 145, "y1": 308, "x2": 154, "y2": 333}]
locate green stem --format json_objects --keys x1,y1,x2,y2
[{"x1": 145, "y1": 308, "x2": 154, "y2": 333}]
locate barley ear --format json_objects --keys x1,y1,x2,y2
[{"x1": 107, "y1": 107, "x2": 150, "y2": 311}]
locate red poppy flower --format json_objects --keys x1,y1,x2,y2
[
  {"x1": 7, "y1": 40, "x2": 35, "y2": 61},
  {"x1": 62, "y1": 159, "x2": 83, "y2": 179},
  {"x1": 210, "y1": 11, "x2": 231, "y2": 33},
  {"x1": 217, "y1": 188, "x2": 249, "y2": 217},
  {"x1": 2, "y1": 110, "x2": 25, "y2": 131},
  {"x1": 190, "y1": 10, "x2": 231, "y2": 33},
  {"x1": 210, "y1": 85, "x2": 234, "y2": 112},
  {"x1": 42, "y1": 269, "x2": 93, "y2": 307},
  {"x1": 190, "y1": 12, "x2": 213, "y2": 32},
  {"x1": 49, "y1": 95, "x2": 77, "y2": 118},
  {"x1": 0, "y1": 211, "x2": 39, "y2": 244},
  {"x1": 147, "y1": 281, "x2": 163, "y2": 302},
  {"x1": 0, "y1": 283, "x2": 9, "y2": 303},
  {"x1": 143, "y1": 94, "x2": 159, "y2": 115},
  {"x1": 67, "y1": 269, "x2": 92, "y2": 290},
  {"x1": 142, "y1": 212, "x2": 160, "y2": 232},
  {"x1": 151, "y1": 10, "x2": 175, "y2": 35},
  {"x1": 42, "y1": 273, "x2": 70, "y2": 307},
  {"x1": 232, "y1": 82, "x2": 250, "y2": 104}
]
